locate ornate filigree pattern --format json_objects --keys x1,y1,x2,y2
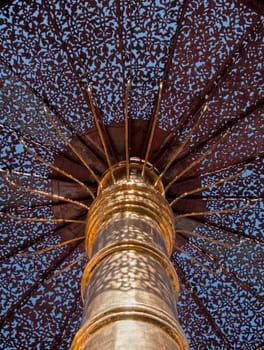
[{"x1": 0, "y1": 0, "x2": 263, "y2": 349}]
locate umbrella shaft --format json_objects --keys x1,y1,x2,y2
[{"x1": 71, "y1": 163, "x2": 189, "y2": 350}]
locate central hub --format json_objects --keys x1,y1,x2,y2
[
  {"x1": 85, "y1": 162, "x2": 174, "y2": 259},
  {"x1": 97, "y1": 160, "x2": 164, "y2": 195}
]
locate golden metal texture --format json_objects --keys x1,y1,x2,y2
[
  {"x1": 124, "y1": 79, "x2": 131, "y2": 180},
  {"x1": 72, "y1": 162, "x2": 189, "y2": 350}
]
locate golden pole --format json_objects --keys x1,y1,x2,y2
[{"x1": 72, "y1": 162, "x2": 189, "y2": 350}]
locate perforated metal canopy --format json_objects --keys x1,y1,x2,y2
[{"x1": 0, "y1": 1, "x2": 263, "y2": 349}]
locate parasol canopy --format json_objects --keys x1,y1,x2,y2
[{"x1": 0, "y1": 1, "x2": 263, "y2": 349}]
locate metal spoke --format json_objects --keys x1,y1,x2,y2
[
  {"x1": 165, "y1": 128, "x2": 230, "y2": 193},
  {"x1": 2, "y1": 211, "x2": 86, "y2": 224},
  {"x1": 175, "y1": 199, "x2": 250, "y2": 219},
  {"x1": 20, "y1": 136, "x2": 95, "y2": 199},
  {"x1": 22, "y1": 236, "x2": 85, "y2": 256},
  {"x1": 5, "y1": 172, "x2": 90, "y2": 211},
  {"x1": 156, "y1": 101, "x2": 208, "y2": 186},
  {"x1": 142, "y1": 81, "x2": 164, "y2": 177},
  {"x1": 125, "y1": 79, "x2": 131, "y2": 179},
  {"x1": 44, "y1": 105, "x2": 101, "y2": 185},
  {"x1": 174, "y1": 245, "x2": 213, "y2": 274},
  {"x1": 170, "y1": 166, "x2": 247, "y2": 207},
  {"x1": 176, "y1": 229, "x2": 231, "y2": 247},
  {"x1": 46, "y1": 254, "x2": 85, "y2": 282},
  {"x1": 87, "y1": 84, "x2": 115, "y2": 183}
]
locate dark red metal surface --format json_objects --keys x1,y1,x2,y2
[{"x1": 0, "y1": 1, "x2": 263, "y2": 349}]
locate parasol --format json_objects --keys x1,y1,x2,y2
[{"x1": 0, "y1": 0, "x2": 263, "y2": 349}]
